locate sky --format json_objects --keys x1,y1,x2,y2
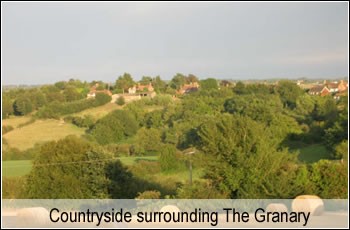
[{"x1": 1, "y1": 2, "x2": 349, "y2": 85}]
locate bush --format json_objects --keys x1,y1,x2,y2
[
  {"x1": 308, "y1": 160, "x2": 347, "y2": 198},
  {"x1": 116, "y1": 96, "x2": 125, "y2": 106},
  {"x1": 90, "y1": 110, "x2": 138, "y2": 145},
  {"x1": 136, "y1": 190, "x2": 161, "y2": 199},
  {"x1": 159, "y1": 144, "x2": 180, "y2": 172},
  {"x1": 2, "y1": 177, "x2": 27, "y2": 198}
]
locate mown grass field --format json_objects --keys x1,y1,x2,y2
[
  {"x1": 3, "y1": 119, "x2": 85, "y2": 151},
  {"x1": 2, "y1": 116, "x2": 32, "y2": 128},
  {"x1": 2, "y1": 156, "x2": 158, "y2": 177},
  {"x1": 297, "y1": 144, "x2": 332, "y2": 163},
  {"x1": 2, "y1": 160, "x2": 32, "y2": 177},
  {"x1": 71, "y1": 102, "x2": 121, "y2": 119}
]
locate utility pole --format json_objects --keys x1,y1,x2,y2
[{"x1": 184, "y1": 149, "x2": 196, "y2": 187}]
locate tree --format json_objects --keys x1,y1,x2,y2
[
  {"x1": 90, "y1": 110, "x2": 138, "y2": 145},
  {"x1": 275, "y1": 80, "x2": 304, "y2": 109},
  {"x1": 170, "y1": 73, "x2": 186, "y2": 90},
  {"x1": 115, "y1": 73, "x2": 135, "y2": 93},
  {"x1": 13, "y1": 96, "x2": 33, "y2": 115},
  {"x1": 232, "y1": 81, "x2": 247, "y2": 94},
  {"x1": 196, "y1": 114, "x2": 298, "y2": 198},
  {"x1": 2, "y1": 96, "x2": 14, "y2": 118},
  {"x1": 333, "y1": 140, "x2": 348, "y2": 161},
  {"x1": 186, "y1": 74, "x2": 199, "y2": 84},
  {"x1": 139, "y1": 76, "x2": 152, "y2": 85},
  {"x1": 116, "y1": 96, "x2": 125, "y2": 105},
  {"x1": 63, "y1": 86, "x2": 82, "y2": 102},
  {"x1": 152, "y1": 76, "x2": 167, "y2": 93},
  {"x1": 25, "y1": 136, "x2": 111, "y2": 198},
  {"x1": 308, "y1": 160, "x2": 347, "y2": 198},
  {"x1": 134, "y1": 127, "x2": 162, "y2": 155},
  {"x1": 159, "y1": 144, "x2": 180, "y2": 172},
  {"x1": 199, "y1": 78, "x2": 218, "y2": 90}
]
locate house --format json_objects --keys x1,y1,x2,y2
[
  {"x1": 324, "y1": 80, "x2": 348, "y2": 93},
  {"x1": 220, "y1": 80, "x2": 233, "y2": 88},
  {"x1": 136, "y1": 83, "x2": 154, "y2": 92},
  {"x1": 128, "y1": 83, "x2": 154, "y2": 94},
  {"x1": 308, "y1": 85, "x2": 330, "y2": 96},
  {"x1": 177, "y1": 82, "x2": 200, "y2": 95},
  {"x1": 87, "y1": 83, "x2": 112, "y2": 98},
  {"x1": 333, "y1": 91, "x2": 346, "y2": 100}
]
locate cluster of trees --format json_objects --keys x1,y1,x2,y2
[{"x1": 2, "y1": 79, "x2": 90, "y2": 118}]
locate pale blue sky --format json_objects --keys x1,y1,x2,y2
[{"x1": 2, "y1": 2, "x2": 348, "y2": 85}]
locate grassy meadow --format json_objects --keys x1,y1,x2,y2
[{"x1": 3, "y1": 119, "x2": 85, "y2": 151}]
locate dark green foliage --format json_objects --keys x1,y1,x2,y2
[
  {"x1": 13, "y1": 96, "x2": 33, "y2": 115},
  {"x1": 116, "y1": 96, "x2": 125, "y2": 105},
  {"x1": 159, "y1": 144, "x2": 181, "y2": 172},
  {"x1": 275, "y1": 80, "x2": 304, "y2": 109},
  {"x1": 232, "y1": 81, "x2": 247, "y2": 94},
  {"x1": 25, "y1": 136, "x2": 135, "y2": 198},
  {"x1": 65, "y1": 115, "x2": 95, "y2": 128},
  {"x1": 196, "y1": 114, "x2": 298, "y2": 198},
  {"x1": 106, "y1": 160, "x2": 137, "y2": 198},
  {"x1": 308, "y1": 160, "x2": 348, "y2": 198},
  {"x1": 90, "y1": 110, "x2": 138, "y2": 145}
]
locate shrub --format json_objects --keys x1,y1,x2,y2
[
  {"x1": 136, "y1": 190, "x2": 161, "y2": 199},
  {"x1": 159, "y1": 144, "x2": 180, "y2": 172},
  {"x1": 116, "y1": 96, "x2": 125, "y2": 106}
]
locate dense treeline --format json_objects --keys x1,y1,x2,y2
[
  {"x1": 2, "y1": 75, "x2": 348, "y2": 199},
  {"x1": 36, "y1": 93, "x2": 111, "y2": 119}
]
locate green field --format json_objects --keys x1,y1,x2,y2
[
  {"x1": 297, "y1": 144, "x2": 332, "y2": 163},
  {"x1": 2, "y1": 160, "x2": 32, "y2": 177},
  {"x1": 3, "y1": 119, "x2": 85, "y2": 151},
  {"x1": 2, "y1": 156, "x2": 159, "y2": 178}
]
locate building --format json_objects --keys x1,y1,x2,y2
[
  {"x1": 128, "y1": 83, "x2": 154, "y2": 94},
  {"x1": 308, "y1": 85, "x2": 330, "y2": 96},
  {"x1": 177, "y1": 82, "x2": 200, "y2": 95},
  {"x1": 87, "y1": 83, "x2": 112, "y2": 98}
]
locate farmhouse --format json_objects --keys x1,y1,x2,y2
[
  {"x1": 111, "y1": 91, "x2": 156, "y2": 103},
  {"x1": 177, "y1": 82, "x2": 200, "y2": 95},
  {"x1": 308, "y1": 85, "x2": 330, "y2": 96},
  {"x1": 87, "y1": 83, "x2": 112, "y2": 98},
  {"x1": 128, "y1": 83, "x2": 154, "y2": 94}
]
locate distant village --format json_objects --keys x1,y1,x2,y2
[{"x1": 85, "y1": 78, "x2": 348, "y2": 103}]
